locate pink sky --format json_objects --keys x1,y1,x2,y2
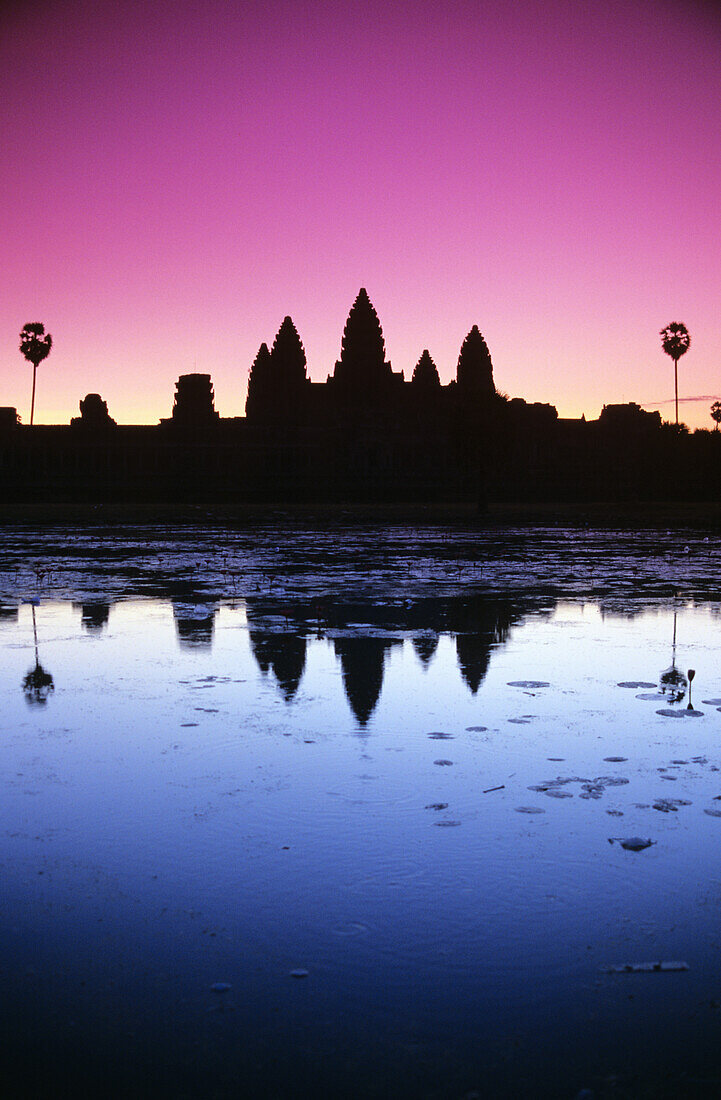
[{"x1": 2, "y1": 0, "x2": 719, "y2": 428}]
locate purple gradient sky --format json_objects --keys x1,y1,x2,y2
[{"x1": 2, "y1": 0, "x2": 719, "y2": 427}]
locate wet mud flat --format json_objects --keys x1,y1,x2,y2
[
  {"x1": 1, "y1": 521, "x2": 721, "y2": 608},
  {"x1": 3, "y1": 530, "x2": 721, "y2": 1097}
]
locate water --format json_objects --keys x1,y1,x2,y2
[{"x1": 2, "y1": 527, "x2": 721, "y2": 1097}]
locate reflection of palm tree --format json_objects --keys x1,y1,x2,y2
[
  {"x1": 22, "y1": 604, "x2": 54, "y2": 706},
  {"x1": 660, "y1": 322, "x2": 690, "y2": 428},
  {"x1": 659, "y1": 610, "x2": 688, "y2": 703}
]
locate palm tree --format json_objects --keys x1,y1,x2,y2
[
  {"x1": 660, "y1": 322, "x2": 690, "y2": 428},
  {"x1": 20, "y1": 322, "x2": 53, "y2": 425},
  {"x1": 711, "y1": 400, "x2": 721, "y2": 431}
]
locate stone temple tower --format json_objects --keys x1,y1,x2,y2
[
  {"x1": 331, "y1": 289, "x2": 397, "y2": 412},
  {"x1": 171, "y1": 374, "x2": 219, "y2": 427}
]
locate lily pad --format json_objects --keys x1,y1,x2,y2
[
  {"x1": 618, "y1": 681, "x2": 656, "y2": 689},
  {"x1": 433, "y1": 759, "x2": 453, "y2": 766},
  {"x1": 508, "y1": 680, "x2": 550, "y2": 689},
  {"x1": 515, "y1": 806, "x2": 545, "y2": 814},
  {"x1": 656, "y1": 708, "x2": 703, "y2": 718}
]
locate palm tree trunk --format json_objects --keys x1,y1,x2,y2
[
  {"x1": 30, "y1": 363, "x2": 37, "y2": 426},
  {"x1": 674, "y1": 358, "x2": 678, "y2": 427}
]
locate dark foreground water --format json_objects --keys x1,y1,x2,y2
[{"x1": 2, "y1": 526, "x2": 721, "y2": 1098}]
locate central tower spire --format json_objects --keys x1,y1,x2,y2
[{"x1": 332, "y1": 288, "x2": 393, "y2": 401}]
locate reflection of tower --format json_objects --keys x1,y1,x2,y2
[
  {"x1": 453, "y1": 599, "x2": 516, "y2": 695},
  {"x1": 172, "y1": 601, "x2": 217, "y2": 649},
  {"x1": 456, "y1": 634, "x2": 492, "y2": 694},
  {"x1": 75, "y1": 602, "x2": 110, "y2": 632},
  {"x1": 333, "y1": 636, "x2": 400, "y2": 726},
  {"x1": 412, "y1": 633, "x2": 439, "y2": 667},
  {"x1": 248, "y1": 630, "x2": 306, "y2": 701}
]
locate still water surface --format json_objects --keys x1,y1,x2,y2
[{"x1": 3, "y1": 593, "x2": 721, "y2": 1097}]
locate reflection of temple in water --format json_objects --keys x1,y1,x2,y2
[
  {"x1": 333, "y1": 636, "x2": 402, "y2": 726},
  {"x1": 172, "y1": 601, "x2": 218, "y2": 649},
  {"x1": 248, "y1": 629, "x2": 307, "y2": 701},
  {"x1": 244, "y1": 595, "x2": 531, "y2": 725},
  {"x1": 454, "y1": 599, "x2": 516, "y2": 694},
  {"x1": 74, "y1": 602, "x2": 111, "y2": 632},
  {"x1": 412, "y1": 633, "x2": 439, "y2": 667}
]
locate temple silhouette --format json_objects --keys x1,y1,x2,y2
[{"x1": 2, "y1": 288, "x2": 720, "y2": 504}]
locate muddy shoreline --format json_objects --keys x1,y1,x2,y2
[{"x1": 2, "y1": 499, "x2": 721, "y2": 530}]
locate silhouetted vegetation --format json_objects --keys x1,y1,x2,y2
[
  {"x1": 19, "y1": 322, "x2": 52, "y2": 426},
  {"x1": 660, "y1": 322, "x2": 690, "y2": 427}
]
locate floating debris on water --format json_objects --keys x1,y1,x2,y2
[
  {"x1": 515, "y1": 806, "x2": 545, "y2": 814},
  {"x1": 702, "y1": 698, "x2": 721, "y2": 706},
  {"x1": 425, "y1": 802, "x2": 448, "y2": 811},
  {"x1": 653, "y1": 799, "x2": 691, "y2": 813},
  {"x1": 618, "y1": 681, "x2": 657, "y2": 689},
  {"x1": 433, "y1": 759, "x2": 453, "y2": 766},
  {"x1": 466, "y1": 726, "x2": 488, "y2": 732},
  {"x1": 428, "y1": 732, "x2": 454, "y2": 739},
  {"x1": 508, "y1": 681, "x2": 550, "y2": 689},
  {"x1": 604, "y1": 757, "x2": 628, "y2": 763},
  {"x1": 434, "y1": 820, "x2": 461, "y2": 827},
  {"x1": 609, "y1": 837, "x2": 655, "y2": 852},
  {"x1": 704, "y1": 809, "x2": 721, "y2": 818},
  {"x1": 601, "y1": 961, "x2": 688, "y2": 974}
]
